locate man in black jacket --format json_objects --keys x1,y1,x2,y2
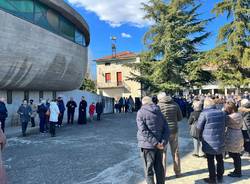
[
  {"x1": 0, "y1": 98, "x2": 7, "y2": 132},
  {"x1": 66, "y1": 97, "x2": 77, "y2": 124},
  {"x1": 96, "y1": 101, "x2": 103, "y2": 121},
  {"x1": 78, "y1": 96, "x2": 87, "y2": 124}
]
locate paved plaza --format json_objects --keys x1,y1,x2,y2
[{"x1": 3, "y1": 113, "x2": 250, "y2": 184}]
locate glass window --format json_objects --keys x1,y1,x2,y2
[
  {"x1": 24, "y1": 91, "x2": 29, "y2": 101},
  {"x1": 75, "y1": 29, "x2": 86, "y2": 46},
  {"x1": 0, "y1": 0, "x2": 34, "y2": 21},
  {"x1": 7, "y1": 90, "x2": 12, "y2": 104},
  {"x1": 34, "y1": 2, "x2": 59, "y2": 33},
  {"x1": 75, "y1": 29, "x2": 83, "y2": 45},
  {"x1": 60, "y1": 16, "x2": 75, "y2": 41},
  {"x1": 105, "y1": 73, "x2": 111, "y2": 83}
]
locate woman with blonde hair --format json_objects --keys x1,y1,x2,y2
[{"x1": 0, "y1": 123, "x2": 6, "y2": 184}]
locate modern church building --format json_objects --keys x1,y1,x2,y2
[{"x1": 0, "y1": 0, "x2": 91, "y2": 125}]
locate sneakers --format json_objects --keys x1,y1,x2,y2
[
  {"x1": 203, "y1": 178, "x2": 217, "y2": 184},
  {"x1": 228, "y1": 172, "x2": 242, "y2": 178}
]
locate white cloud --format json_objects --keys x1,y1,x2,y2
[
  {"x1": 67, "y1": 0, "x2": 151, "y2": 27},
  {"x1": 121, "y1": 33, "x2": 132, "y2": 38}
]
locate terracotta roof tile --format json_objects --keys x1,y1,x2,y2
[{"x1": 96, "y1": 51, "x2": 137, "y2": 62}]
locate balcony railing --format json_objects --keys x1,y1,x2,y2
[{"x1": 97, "y1": 81, "x2": 131, "y2": 91}]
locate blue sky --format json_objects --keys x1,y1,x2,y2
[{"x1": 66, "y1": 0, "x2": 229, "y2": 79}]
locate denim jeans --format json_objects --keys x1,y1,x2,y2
[
  {"x1": 193, "y1": 138, "x2": 204, "y2": 156},
  {"x1": 21, "y1": 121, "x2": 28, "y2": 136}
]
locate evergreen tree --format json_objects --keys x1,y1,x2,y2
[
  {"x1": 80, "y1": 78, "x2": 97, "y2": 93},
  {"x1": 131, "y1": 0, "x2": 212, "y2": 94},
  {"x1": 210, "y1": 0, "x2": 250, "y2": 87}
]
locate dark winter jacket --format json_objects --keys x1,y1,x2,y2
[
  {"x1": 58, "y1": 100, "x2": 65, "y2": 113},
  {"x1": 196, "y1": 106, "x2": 226, "y2": 155},
  {"x1": 158, "y1": 97, "x2": 183, "y2": 134},
  {"x1": 96, "y1": 102, "x2": 103, "y2": 114},
  {"x1": 0, "y1": 101, "x2": 8, "y2": 120},
  {"x1": 137, "y1": 104, "x2": 170, "y2": 149},
  {"x1": 239, "y1": 106, "x2": 250, "y2": 131},
  {"x1": 66, "y1": 100, "x2": 77, "y2": 112},
  {"x1": 17, "y1": 105, "x2": 32, "y2": 122},
  {"x1": 79, "y1": 100, "x2": 87, "y2": 112},
  {"x1": 188, "y1": 111, "x2": 201, "y2": 125},
  {"x1": 37, "y1": 104, "x2": 48, "y2": 119}
]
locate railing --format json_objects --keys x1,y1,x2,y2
[{"x1": 97, "y1": 81, "x2": 131, "y2": 91}]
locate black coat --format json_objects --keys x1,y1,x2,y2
[
  {"x1": 37, "y1": 104, "x2": 48, "y2": 119},
  {"x1": 96, "y1": 102, "x2": 103, "y2": 114},
  {"x1": 66, "y1": 100, "x2": 77, "y2": 112},
  {"x1": 188, "y1": 111, "x2": 201, "y2": 125},
  {"x1": 79, "y1": 100, "x2": 87, "y2": 112},
  {"x1": 0, "y1": 101, "x2": 7, "y2": 120}
]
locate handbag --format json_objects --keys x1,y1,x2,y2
[{"x1": 190, "y1": 116, "x2": 201, "y2": 139}]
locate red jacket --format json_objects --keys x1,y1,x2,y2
[{"x1": 89, "y1": 104, "x2": 96, "y2": 114}]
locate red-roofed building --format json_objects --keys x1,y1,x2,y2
[{"x1": 95, "y1": 51, "x2": 141, "y2": 100}]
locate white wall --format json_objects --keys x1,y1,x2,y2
[{"x1": 1, "y1": 90, "x2": 114, "y2": 127}]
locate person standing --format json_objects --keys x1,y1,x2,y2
[
  {"x1": 96, "y1": 101, "x2": 103, "y2": 121},
  {"x1": 239, "y1": 99, "x2": 250, "y2": 156},
  {"x1": 66, "y1": 97, "x2": 77, "y2": 124},
  {"x1": 0, "y1": 126, "x2": 6, "y2": 184},
  {"x1": 37, "y1": 100, "x2": 48, "y2": 133},
  {"x1": 89, "y1": 102, "x2": 96, "y2": 121},
  {"x1": 29, "y1": 99, "x2": 37, "y2": 127},
  {"x1": 188, "y1": 100, "x2": 204, "y2": 157},
  {"x1": 157, "y1": 92, "x2": 183, "y2": 178},
  {"x1": 0, "y1": 98, "x2": 7, "y2": 133},
  {"x1": 17, "y1": 100, "x2": 32, "y2": 137},
  {"x1": 196, "y1": 98, "x2": 226, "y2": 183},
  {"x1": 128, "y1": 96, "x2": 135, "y2": 112},
  {"x1": 48, "y1": 100, "x2": 60, "y2": 137},
  {"x1": 224, "y1": 102, "x2": 244, "y2": 178},
  {"x1": 137, "y1": 96, "x2": 169, "y2": 184},
  {"x1": 78, "y1": 96, "x2": 87, "y2": 124},
  {"x1": 57, "y1": 97, "x2": 65, "y2": 127},
  {"x1": 118, "y1": 97, "x2": 123, "y2": 113}
]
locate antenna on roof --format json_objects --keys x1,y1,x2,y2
[{"x1": 110, "y1": 36, "x2": 117, "y2": 58}]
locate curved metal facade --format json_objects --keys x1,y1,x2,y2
[{"x1": 0, "y1": 1, "x2": 89, "y2": 91}]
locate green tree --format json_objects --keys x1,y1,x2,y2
[
  {"x1": 211, "y1": 0, "x2": 250, "y2": 87},
  {"x1": 130, "y1": 0, "x2": 212, "y2": 94},
  {"x1": 80, "y1": 78, "x2": 97, "y2": 93}
]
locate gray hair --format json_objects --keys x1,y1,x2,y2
[
  {"x1": 142, "y1": 96, "x2": 153, "y2": 105},
  {"x1": 203, "y1": 98, "x2": 215, "y2": 109},
  {"x1": 193, "y1": 100, "x2": 202, "y2": 111},
  {"x1": 157, "y1": 92, "x2": 166, "y2": 100}
]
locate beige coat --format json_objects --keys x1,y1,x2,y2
[
  {"x1": 225, "y1": 112, "x2": 244, "y2": 153},
  {"x1": 0, "y1": 128, "x2": 6, "y2": 184}
]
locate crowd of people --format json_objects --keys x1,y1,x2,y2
[
  {"x1": 114, "y1": 96, "x2": 142, "y2": 113},
  {"x1": 137, "y1": 91, "x2": 250, "y2": 184},
  {"x1": 0, "y1": 96, "x2": 104, "y2": 138}
]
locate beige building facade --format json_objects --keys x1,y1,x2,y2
[{"x1": 96, "y1": 51, "x2": 141, "y2": 100}]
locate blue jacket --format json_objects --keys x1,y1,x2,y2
[
  {"x1": 37, "y1": 103, "x2": 48, "y2": 119},
  {"x1": 137, "y1": 104, "x2": 169, "y2": 149},
  {"x1": 58, "y1": 100, "x2": 65, "y2": 113},
  {"x1": 196, "y1": 106, "x2": 226, "y2": 155},
  {"x1": 0, "y1": 101, "x2": 8, "y2": 119},
  {"x1": 17, "y1": 105, "x2": 32, "y2": 122}
]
